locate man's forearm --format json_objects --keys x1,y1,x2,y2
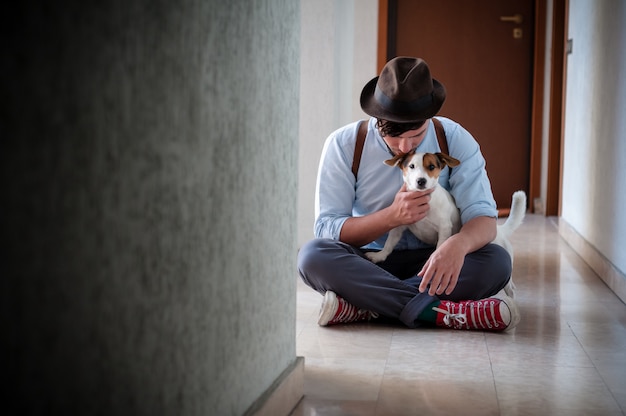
[
  {"x1": 339, "y1": 207, "x2": 396, "y2": 248},
  {"x1": 447, "y1": 216, "x2": 497, "y2": 254}
]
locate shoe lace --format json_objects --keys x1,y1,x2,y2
[
  {"x1": 471, "y1": 300, "x2": 502, "y2": 329},
  {"x1": 432, "y1": 306, "x2": 468, "y2": 328}
]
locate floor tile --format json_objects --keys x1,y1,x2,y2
[
  {"x1": 291, "y1": 397, "x2": 377, "y2": 416},
  {"x1": 494, "y1": 364, "x2": 622, "y2": 415}
]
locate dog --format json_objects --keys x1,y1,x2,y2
[{"x1": 365, "y1": 151, "x2": 527, "y2": 265}]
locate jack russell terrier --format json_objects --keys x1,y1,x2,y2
[{"x1": 365, "y1": 151, "x2": 526, "y2": 267}]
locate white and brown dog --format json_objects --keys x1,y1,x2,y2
[{"x1": 365, "y1": 151, "x2": 526, "y2": 265}]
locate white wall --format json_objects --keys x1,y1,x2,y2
[
  {"x1": 561, "y1": 0, "x2": 626, "y2": 282},
  {"x1": 298, "y1": 0, "x2": 378, "y2": 247}
]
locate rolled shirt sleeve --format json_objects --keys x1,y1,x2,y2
[{"x1": 314, "y1": 123, "x2": 359, "y2": 240}]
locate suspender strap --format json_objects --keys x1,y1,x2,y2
[
  {"x1": 351, "y1": 120, "x2": 368, "y2": 179},
  {"x1": 432, "y1": 117, "x2": 448, "y2": 155}
]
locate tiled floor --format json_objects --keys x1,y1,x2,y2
[{"x1": 292, "y1": 215, "x2": 626, "y2": 416}]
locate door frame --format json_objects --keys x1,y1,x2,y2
[{"x1": 377, "y1": 0, "x2": 567, "y2": 216}]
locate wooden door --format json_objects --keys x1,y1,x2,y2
[{"x1": 385, "y1": 0, "x2": 534, "y2": 211}]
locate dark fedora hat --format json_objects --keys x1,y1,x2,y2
[{"x1": 360, "y1": 57, "x2": 446, "y2": 123}]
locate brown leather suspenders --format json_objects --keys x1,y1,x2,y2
[
  {"x1": 351, "y1": 120, "x2": 368, "y2": 179},
  {"x1": 431, "y1": 117, "x2": 448, "y2": 156}
]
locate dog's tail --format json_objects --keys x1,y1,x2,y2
[{"x1": 498, "y1": 190, "x2": 527, "y2": 238}]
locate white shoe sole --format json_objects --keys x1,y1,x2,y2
[
  {"x1": 493, "y1": 292, "x2": 521, "y2": 332},
  {"x1": 318, "y1": 291, "x2": 338, "y2": 326}
]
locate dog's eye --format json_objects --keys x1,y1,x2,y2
[
  {"x1": 408, "y1": 163, "x2": 415, "y2": 169},
  {"x1": 428, "y1": 164, "x2": 436, "y2": 171}
]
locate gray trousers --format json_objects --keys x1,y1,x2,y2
[{"x1": 297, "y1": 238, "x2": 512, "y2": 328}]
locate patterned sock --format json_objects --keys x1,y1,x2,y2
[{"x1": 417, "y1": 301, "x2": 441, "y2": 323}]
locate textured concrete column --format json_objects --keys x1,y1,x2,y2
[{"x1": 1, "y1": 1, "x2": 300, "y2": 414}]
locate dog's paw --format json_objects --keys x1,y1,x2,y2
[{"x1": 365, "y1": 251, "x2": 386, "y2": 263}]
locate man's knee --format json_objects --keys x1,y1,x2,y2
[
  {"x1": 297, "y1": 238, "x2": 344, "y2": 278},
  {"x1": 473, "y1": 243, "x2": 512, "y2": 280}
]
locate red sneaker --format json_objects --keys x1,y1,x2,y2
[
  {"x1": 432, "y1": 295, "x2": 520, "y2": 332},
  {"x1": 318, "y1": 291, "x2": 379, "y2": 326}
]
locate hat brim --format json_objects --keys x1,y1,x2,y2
[{"x1": 359, "y1": 76, "x2": 446, "y2": 123}]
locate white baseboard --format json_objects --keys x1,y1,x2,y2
[
  {"x1": 558, "y1": 218, "x2": 626, "y2": 304},
  {"x1": 245, "y1": 356, "x2": 304, "y2": 416}
]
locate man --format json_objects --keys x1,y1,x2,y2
[{"x1": 297, "y1": 56, "x2": 520, "y2": 331}]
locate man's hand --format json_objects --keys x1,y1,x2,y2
[
  {"x1": 389, "y1": 184, "x2": 433, "y2": 227},
  {"x1": 417, "y1": 216, "x2": 498, "y2": 296},
  {"x1": 417, "y1": 236, "x2": 466, "y2": 296}
]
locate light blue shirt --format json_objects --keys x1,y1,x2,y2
[{"x1": 314, "y1": 116, "x2": 498, "y2": 249}]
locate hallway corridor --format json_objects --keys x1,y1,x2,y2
[{"x1": 293, "y1": 215, "x2": 626, "y2": 415}]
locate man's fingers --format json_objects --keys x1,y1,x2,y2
[
  {"x1": 418, "y1": 265, "x2": 432, "y2": 293},
  {"x1": 445, "y1": 274, "x2": 459, "y2": 295},
  {"x1": 419, "y1": 264, "x2": 458, "y2": 296}
]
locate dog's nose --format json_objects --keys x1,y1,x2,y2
[{"x1": 417, "y1": 178, "x2": 427, "y2": 188}]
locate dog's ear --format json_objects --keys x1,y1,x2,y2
[
  {"x1": 385, "y1": 150, "x2": 416, "y2": 168},
  {"x1": 436, "y1": 153, "x2": 461, "y2": 168},
  {"x1": 384, "y1": 153, "x2": 408, "y2": 168}
]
